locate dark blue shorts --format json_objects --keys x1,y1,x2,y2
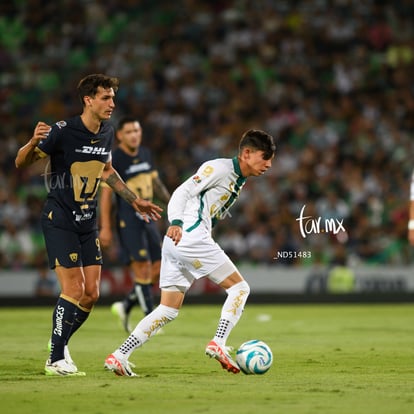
[
  {"x1": 41, "y1": 217, "x2": 102, "y2": 269},
  {"x1": 118, "y1": 218, "x2": 162, "y2": 264}
]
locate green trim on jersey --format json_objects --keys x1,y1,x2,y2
[
  {"x1": 185, "y1": 189, "x2": 207, "y2": 232},
  {"x1": 171, "y1": 219, "x2": 183, "y2": 227},
  {"x1": 232, "y1": 156, "x2": 244, "y2": 177}
]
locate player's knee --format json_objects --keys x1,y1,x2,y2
[
  {"x1": 158, "y1": 304, "x2": 179, "y2": 322},
  {"x1": 61, "y1": 284, "x2": 83, "y2": 301},
  {"x1": 227, "y1": 280, "x2": 250, "y2": 297},
  {"x1": 81, "y1": 289, "x2": 100, "y2": 306},
  {"x1": 242, "y1": 280, "x2": 251, "y2": 297},
  {"x1": 90, "y1": 290, "x2": 100, "y2": 304}
]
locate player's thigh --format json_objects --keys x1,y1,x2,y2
[
  {"x1": 159, "y1": 236, "x2": 195, "y2": 291},
  {"x1": 178, "y1": 234, "x2": 236, "y2": 281},
  {"x1": 41, "y1": 220, "x2": 85, "y2": 268},
  {"x1": 79, "y1": 230, "x2": 103, "y2": 266},
  {"x1": 54, "y1": 265, "x2": 85, "y2": 296},
  {"x1": 207, "y1": 259, "x2": 244, "y2": 289},
  {"x1": 83, "y1": 264, "x2": 102, "y2": 297}
]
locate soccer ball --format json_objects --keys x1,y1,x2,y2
[{"x1": 236, "y1": 339, "x2": 273, "y2": 375}]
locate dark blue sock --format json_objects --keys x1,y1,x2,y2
[
  {"x1": 123, "y1": 287, "x2": 137, "y2": 314},
  {"x1": 49, "y1": 296, "x2": 77, "y2": 363},
  {"x1": 135, "y1": 283, "x2": 154, "y2": 316},
  {"x1": 67, "y1": 305, "x2": 90, "y2": 342}
]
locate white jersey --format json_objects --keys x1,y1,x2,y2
[{"x1": 168, "y1": 157, "x2": 247, "y2": 234}]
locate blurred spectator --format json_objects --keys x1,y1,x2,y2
[
  {"x1": 0, "y1": 220, "x2": 35, "y2": 269},
  {"x1": 246, "y1": 224, "x2": 273, "y2": 264},
  {"x1": 216, "y1": 225, "x2": 248, "y2": 264}
]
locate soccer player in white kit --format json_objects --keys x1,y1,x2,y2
[{"x1": 105, "y1": 129, "x2": 276, "y2": 376}]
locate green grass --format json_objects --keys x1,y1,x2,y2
[{"x1": 1, "y1": 303, "x2": 414, "y2": 414}]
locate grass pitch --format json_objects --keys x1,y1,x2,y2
[{"x1": 0, "y1": 303, "x2": 413, "y2": 414}]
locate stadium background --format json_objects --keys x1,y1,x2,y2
[{"x1": 1, "y1": 0, "x2": 413, "y2": 301}]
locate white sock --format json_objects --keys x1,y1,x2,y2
[
  {"x1": 213, "y1": 319, "x2": 234, "y2": 346},
  {"x1": 115, "y1": 304, "x2": 179, "y2": 359},
  {"x1": 213, "y1": 280, "x2": 250, "y2": 346}
]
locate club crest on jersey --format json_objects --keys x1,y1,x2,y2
[
  {"x1": 75, "y1": 146, "x2": 110, "y2": 155},
  {"x1": 192, "y1": 175, "x2": 202, "y2": 184},
  {"x1": 56, "y1": 120, "x2": 67, "y2": 129}
]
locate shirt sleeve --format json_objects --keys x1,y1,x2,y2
[
  {"x1": 37, "y1": 124, "x2": 59, "y2": 156},
  {"x1": 167, "y1": 160, "x2": 224, "y2": 226}
]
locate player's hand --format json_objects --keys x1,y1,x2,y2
[
  {"x1": 131, "y1": 198, "x2": 163, "y2": 223},
  {"x1": 166, "y1": 225, "x2": 182, "y2": 245},
  {"x1": 99, "y1": 228, "x2": 113, "y2": 249},
  {"x1": 31, "y1": 121, "x2": 51, "y2": 146}
]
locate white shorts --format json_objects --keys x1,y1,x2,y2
[{"x1": 159, "y1": 229, "x2": 237, "y2": 291}]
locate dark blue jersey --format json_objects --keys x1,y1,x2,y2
[
  {"x1": 37, "y1": 116, "x2": 114, "y2": 232},
  {"x1": 111, "y1": 146, "x2": 157, "y2": 222}
]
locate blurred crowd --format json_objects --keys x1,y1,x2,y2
[{"x1": 1, "y1": 0, "x2": 414, "y2": 271}]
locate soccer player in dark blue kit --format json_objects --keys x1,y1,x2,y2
[
  {"x1": 15, "y1": 74, "x2": 162, "y2": 376},
  {"x1": 99, "y1": 117, "x2": 170, "y2": 332}
]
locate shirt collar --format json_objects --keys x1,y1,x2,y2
[{"x1": 232, "y1": 156, "x2": 245, "y2": 178}]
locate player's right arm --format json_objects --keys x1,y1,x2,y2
[
  {"x1": 99, "y1": 184, "x2": 114, "y2": 249},
  {"x1": 102, "y1": 163, "x2": 162, "y2": 222},
  {"x1": 166, "y1": 160, "x2": 222, "y2": 245},
  {"x1": 15, "y1": 122, "x2": 51, "y2": 168}
]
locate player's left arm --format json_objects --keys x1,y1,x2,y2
[{"x1": 102, "y1": 162, "x2": 162, "y2": 222}]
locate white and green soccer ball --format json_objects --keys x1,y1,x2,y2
[{"x1": 236, "y1": 339, "x2": 273, "y2": 375}]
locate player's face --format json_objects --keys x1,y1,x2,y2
[
  {"x1": 242, "y1": 149, "x2": 274, "y2": 177},
  {"x1": 117, "y1": 121, "x2": 142, "y2": 152},
  {"x1": 86, "y1": 86, "x2": 116, "y2": 120}
]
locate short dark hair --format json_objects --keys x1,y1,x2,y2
[
  {"x1": 117, "y1": 116, "x2": 140, "y2": 131},
  {"x1": 239, "y1": 129, "x2": 276, "y2": 160},
  {"x1": 77, "y1": 74, "x2": 119, "y2": 106}
]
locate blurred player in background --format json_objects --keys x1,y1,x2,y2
[
  {"x1": 15, "y1": 74, "x2": 162, "y2": 376},
  {"x1": 99, "y1": 117, "x2": 170, "y2": 332},
  {"x1": 104, "y1": 129, "x2": 276, "y2": 376},
  {"x1": 409, "y1": 170, "x2": 414, "y2": 245}
]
